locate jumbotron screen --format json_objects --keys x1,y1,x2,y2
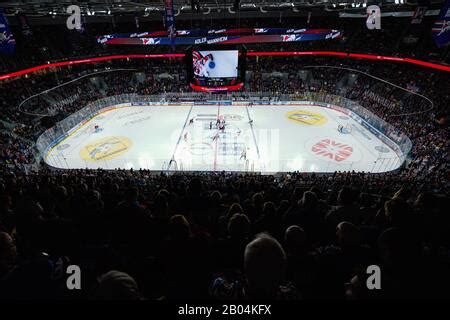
[{"x1": 192, "y1": 50, "x2": 239, "y2": 79}]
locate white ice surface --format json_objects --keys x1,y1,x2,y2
[{"x1": 45, "y1": 104, "x2": 403, "y2": 173}]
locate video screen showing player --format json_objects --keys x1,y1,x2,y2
[{"x1": 192, "y1": 50, "x2": 238, "y2": 78}]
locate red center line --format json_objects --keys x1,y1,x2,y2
[{"x1": 213, "y1": 105, "x2": 220, "y2": 171}]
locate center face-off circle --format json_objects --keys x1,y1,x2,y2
[
  {"x1": 286, "y1": 110, "x2": 327, "y2": 126},
  {"x1": 187, "y1": 142, "x2": 213, "y2": 156}
]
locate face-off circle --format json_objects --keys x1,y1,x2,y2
[
  {"x1": 374, "y1": 145, "x2": 390, "y2": 153},
  {"x1": 56, "y1": 144, "x2": 70, "y2": 151},
  {"x1": 223, "y1": 114, "x2": 244, "y2": 121},
  {"x1": 187, "y1": 142, "x2": 213, "y2": 156}
]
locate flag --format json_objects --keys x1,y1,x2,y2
[
  {"x1": 135, "y1": 16, "x2": 140, "y2": 30},
  {"x1": 432, "y1": 0, "x2": 450, "y2": 47},
  {"x1": 411, "y1": 6, "x2": 427, "y2": 24},
  {"x1": 164, "y1": 0, "x2": 176, "y2": 50},
  {"x1": 0, "y1": 9, "x2": 16, "y2": 55},
  {"x1": 17, "y1": 13, "x2": 32, "y2": 37}
]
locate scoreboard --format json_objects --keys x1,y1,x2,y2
[{"x1": 186, "y1": 45, "x2": 246, "y2": 91}]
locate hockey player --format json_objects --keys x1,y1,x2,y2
[
  {"x1": 240, "y1": 149, "x2": 247, "y2": 160},
  {"x1": 193, "y1": 52, "x2": 214, "y2": 78}
]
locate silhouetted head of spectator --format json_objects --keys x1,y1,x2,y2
[
  {"x1": 336, "y1": 221, "x2": 361, "y2": 248},
  {"x1": 263, "y1": 201, "x2": 276, "y2": 218},
  {"x1": 153, "y1": 194, "x2": 168, "y2": 219},
  {"x1": 18, "y1": 198, "x2": 44, "y2": 222},
  {"x1": 55, "y1": 186, "x2": 67, "y2": 201},
  {"x1": 293, "y1": 187, "x2": 303, "y2": 201},
  {"x1": 210, "y1": 190, "x2": 222, "y2": 203},
  {"x1": 378, "y1": 227, "x2": 419, "y2": 267},
  {"x1": 90, "y1": 270, "x2": 140, "y2": 300},
  {"x1": 0, "y1": 193, "x2": 12, "y2": 212},
  {"x1": 359, "y1": 193, "x2": 372, "y2": 208},
  {"x1": 228, "y1": 213, "x2": 251, "y2": 240},
  {"x1": 78, "y1": 183, "x2": 88, "y2": 194},
  {"x1": 227, "y1": 202, "x2": 243, "y2": 218},
  {"x1": 384, "y1": 198, "x2": 409, "y2": 227},
  {"x1": 300, "y1": 191, "x2": 318, "y2": 210},
  {"x1": 124, "y1": 187, "x2": 138, "y2": 204},
  {"x1": 0, "y1": 231, "x2": 16, "y2": 277},
  {"x1": 345, "y1": 271, "x2": 379, "y2": 300},
  {"x1": 168, "y1": 215, "x2": 191, "y2": 241},
  {"x1": 188, "y1": 178, "x2": 202, "y2": 196},
  {"x1": 338, "y1": 187, "x2": 354, "y2": 206},
  {"x1": 86, "y1": 189, "x2": 103, "y2": 211},
  {"x1": 284, "y1": 225, "x2": 307, "y2": 255},
  {"x1": 157, "y1": 189, "x2": 170, "y2": 200},
  {"x1": 392, "y1": 187, "x2": 411, "y2": 201},
  {"x1": 244, "y1": 233, "x2": 287, "y2": 299},
  {"x1": 310, "y1": 186, "x2": 323, "y2": 200},
  {"x1": 413, "y1": 192, "x2": 434, "y2": 212},
  {"x1": 252, "y1": 192, "x2": 264, "y2": 208},
  {"x1": 278, "y1": 199, "x2": 290, "y2": 214}
]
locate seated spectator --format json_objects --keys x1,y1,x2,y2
[
  {"x1": 0, "y1": 232, "x2": 16, "y2": 279},
  {"x1": 90, "y1": 270, "x2": 141, "y2": 300},
  {"x1": 284, "y1": 226, "x2": 316, "y2": 298},
  {"x1": 213, "y1": 213, "x2": 251, "y2": 271},
  {"x1": 326, "y1": 187, "x2": 360, "y2": 228},
  {"x1": 211, "y1": 233, "x2": 298, "y2": 300}
]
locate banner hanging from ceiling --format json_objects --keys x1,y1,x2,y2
[
  {"x1": 0, "y1": 9, "x2": 16, "y2": 55},
  {"x1": 97, "y1": 28, "x2": 341, "y2": 44},
  {"x1": 164, "y1": 0, "x2": 176, "y2": 49},
  {"x1": 432, "y1": 0, "x2": 450, "y2": 47},
  {"x1": 98, "y1": 29, "x2": 342, "y2": 46}
]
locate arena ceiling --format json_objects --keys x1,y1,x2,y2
[{"x1": 0, "y1": 0, "x2": 446, "y2": 17}]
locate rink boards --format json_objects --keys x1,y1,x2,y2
[{"x1": 43, "y1": 103, "x2": 406, "y2": 173}]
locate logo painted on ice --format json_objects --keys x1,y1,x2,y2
[
  {"x1": 286, "y1": 110, "x2": 327, "y2": 125},
  {"x1": 311, "y1": 139, "x2": 353, "y2": 162},
  {"x1": 80, "y1": 136, "x2": 132, "y2": 161}
]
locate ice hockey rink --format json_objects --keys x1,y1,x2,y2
[{"x1": 44, "y1": 104, "x2": 404, "y2": 173}]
